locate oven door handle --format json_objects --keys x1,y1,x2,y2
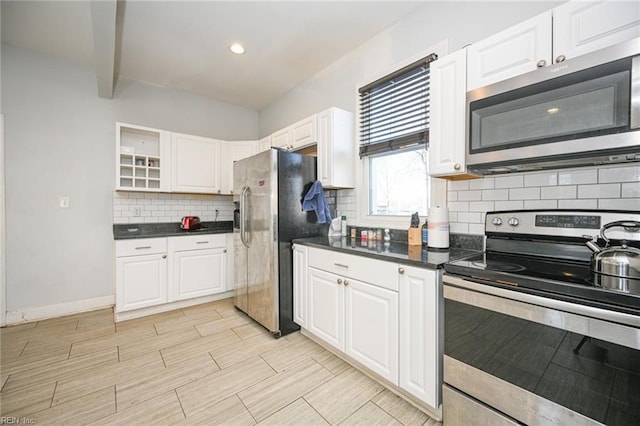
[{"x1": 443, "y1": 275, "x2": 640, "y2": 349}]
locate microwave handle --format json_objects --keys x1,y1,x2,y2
[{"x1": 631, "y1": 55, "x2": 640, "y2": 129}]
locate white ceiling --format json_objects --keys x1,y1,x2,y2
[{"x1": 1, "y1": 1, "x2": 427, "y2": 109}]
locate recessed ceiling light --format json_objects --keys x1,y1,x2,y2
[
  {"x1": 547, "y1": 107, "x2": 559, "y2": 114},
  {"x1": 229, "y1": 43, "x2": 245, "y2": 55}
]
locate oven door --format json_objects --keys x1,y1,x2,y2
[{"x1": 443, "y1": 274, "x2": 640, "y2": 426}]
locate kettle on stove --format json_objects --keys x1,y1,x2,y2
[{"x1": 586, "y1": 220, "x2": 640, "y2": 295}]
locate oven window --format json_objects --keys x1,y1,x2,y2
[
  {"x1": 469, "y1": 58, "x2": 631, "y2": 153},
  {"x1": 444, "y1": 299, "x2": 640, "y2": 424}
]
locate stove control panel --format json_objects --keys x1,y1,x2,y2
[{"x1": 485, "y1": 210, "x2": 640, "y2": 241}]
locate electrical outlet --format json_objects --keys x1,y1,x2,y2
[
  {"x1": 134, "y1": 207, "x2": 142, "y2": 217},
  {"x1": 59, "y1": 196, "x2": 70, "y2": 208}
]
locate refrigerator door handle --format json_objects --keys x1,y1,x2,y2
[{"x1": 240, "y1": 185, "x2": 250, "y2": 248}]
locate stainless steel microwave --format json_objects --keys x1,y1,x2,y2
[{"x1": 466, "y1": 38, "x2": 640, "y2": 175}]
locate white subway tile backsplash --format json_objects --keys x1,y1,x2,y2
[
  {"x1": 469, "y1": 201, "x2": 495, "y2": 212},
  {"x1": 482, "y1": 189, "x2": 509, "y2": 201},
  {"x1": 449, "y1": 180, "x2": 470, "y2": 191},
  {"x1": 524, "y1": 199, "x2": 557, "y2": 209},
  {"x1": 113, "y1": 192, "x2": 235, "y2": 224},
  {"x1": 458, "y1": 212, "x2": 482, "y2": 223},
  {"x1": 524, "y1": 172, "x2": 557, "y2": 187},
  {"x1": 447, "y1": 191, "x2": 459, "y2": 202},
  {"x1": 469, "y1": 178, "x2": 494, "y2": 190},
  {"x1": 621, "y1": 182, "x2": 640, "y2": 198},
  {"x1": 458, "y1": 190, "x2": 482, "y2": 201},
  {"x1": 558, "y1": 199, "x2": 598, "y2": 209},
  {"x1": 599, "y1": 165, "x2": 640, "y2": 183},
  {"x1": 495, "y1": 200, "x2": 524, "y2": 210},
  {"x1": 558, "y1": 169, "x2": 597, "y2": 185},
  {"x1": 509, "y1": 187, "x2": 540, "y2": 200},
  {"x1": 541, "y1": 185, "x2": 577, "y2": 200},
  {"x1": 468, "y1": 223, "x2": 485, "y2": 235},
  {"x1": 448, "y1": 201, "x2": 470, "y2": 212},
  {"x1": 450, "y1": 222, "x2": 469, "y2": 234},
  {"x1": 598, "y1": 198, "x2": 640, "y2": 210},
  {"x1": 578, "y1": 184, "x2": 620, "y2": 199},
  {"x1": 495, "y1": 175, "x2": 524, "y2": 189}
]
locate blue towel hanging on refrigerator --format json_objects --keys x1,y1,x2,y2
[{"x1": 302, "y1": 180, "x2": 332, "y2": 224}]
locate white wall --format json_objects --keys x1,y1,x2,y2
[
  {"x1": 259, "y1": 1, "x2": 562, "y2": 135},
  {"x1": 1, "y1": 44, "x2": 258, "y2": 316}
]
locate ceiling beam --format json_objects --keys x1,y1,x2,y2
[{"x1": 90, "y1": 0, "x2": 117, "y2": 98}]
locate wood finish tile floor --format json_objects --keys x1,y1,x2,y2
[{"x1": 0, "y1": 298, "x2": 441, "y2": 425}]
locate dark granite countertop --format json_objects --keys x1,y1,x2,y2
[
  {"x1": 293, "y1": 236, "x2": 479, "y2": 269},
  {"x1": 113, "y1": 221, "x2": 233, "y2": 240}
]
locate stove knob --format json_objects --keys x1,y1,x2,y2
[
  {"x1": 491, "y1": 217, "x2": 503, "y2": 226},
  {"x1": 508, "y1": 217, "x2": 520, "y2": 227}
]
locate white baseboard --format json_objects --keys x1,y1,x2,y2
[
  {"x1": 114, "y1": 291, "x2": 234, "y2": 322},
  {"x1": 5, "y1": 295, "x2": 116, "y2": 325}
]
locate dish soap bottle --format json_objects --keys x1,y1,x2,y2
[
  {"x1": 341, "y1": 215, "x2": 347, "y2": 237},
  {"x1": 422, "y1": 220, "x2": 429, "y2": 246}
]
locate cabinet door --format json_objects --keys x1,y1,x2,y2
[
  {"x1": 116, "y1": 253, "x2": 168, "y2": 312},
  {"x1": 307, "y1": 267, "x2": 345, "y2": 351},
  {"x1": 399, "y1": 266, "x2": 440, "y2": 408},
  {"x1": 317, "y1": 108, "x2": 354, "y2": 189},
  {"x1": 290, "y1": 115, "x2": 317, "y2": 150},
  {"x1": 553, "y1": 0, "x2": 640, "y2": 62},
  {"x1": 345, "y1": 278, "x2": 399, "y2": 384},
  {"x1": 222, "y1": 140, "x2": 258, "y2": 194},
  {"x1": 429, "y1": 49, "x2": 468, "y2": 177},
  {"x1": 171, "y1": 133, "x2": 221, "y2": 193},
  {"x1": 293, "y1": 245, "x2": 308, "y2": 327},
  {"x1": 258, "y1": 136, "x2": 272, "y2": 152},
  {"x1": 467, "y1": 12, "x2": 552, "y2": 91},
  {"x1": 172, "y1": 248, "x2": 226, "y2": 301},
  {"x1": 271, "y1": 128, "x2": 291, "y2": 150}
]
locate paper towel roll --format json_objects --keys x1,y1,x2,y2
[{"x1": 428, "y1": 206, "x2": 449, "y2": 249}]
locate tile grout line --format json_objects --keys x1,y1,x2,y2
[
  {"x1": 174, "y1": 389, "x2": 188, "y2": 420},
  {"x1": 302, "y1": 395, "x2": 333, "y2": 425},
  {"x1": 49, "y1": 380, "x2": 59, "y2": 408},
  {"x1": 236, "y1": 391, "x2": 259, "y2": 424}
]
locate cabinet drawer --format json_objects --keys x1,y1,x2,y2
[
  {"x1": 168, "y1": 234, "x2": 226, "y2": 251},
  {"x1": 116, "y1": 238, "x2": 167, "y2": 257},
  {"x1": 307, "y1": 247, "x2": 398, "y2": 292}
]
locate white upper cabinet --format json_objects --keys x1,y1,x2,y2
[
  {"x1": 270, "y1": 114, "x2": 317, "y2": 151},
  {"x1": 258, "y1": 136, "x2": 272, "y2": 152},
  {"x1": 429, "y1": 49, "x2": 468, "y2": 178},
  {"x1": 467, "y1": 0, "x2": 640, "y2": 91},
  {"x1": 317, "y1": 107, "x2": 355, "y2": 188},
  {"x1": 553, "y1": 0, "x2": 640, "y2": 61},
  {"x1": 467, "y1": 12, "x2": 552, "y2": 91},
  {"x1": 171, "y1": 133, "x2": 222, "y2": 194},
  {"x1": 220, "y1": 140, "x2": 258, "y2": 194},
  {"x1": 116, "y1": 122, "x2": 170, "y2": 192}
]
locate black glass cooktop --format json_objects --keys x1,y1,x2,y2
[{"x1": 445, "y1": 252, "x2": 640, "y2": 316}]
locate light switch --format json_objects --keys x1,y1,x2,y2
[{"x1": 59, "y1": 196, "x2": 70, "y2": 208}]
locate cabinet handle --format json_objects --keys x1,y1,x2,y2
[
  {"x1": 536, "y1": 59, "x2": 547, "y2": 68},
  {"x1": 334, "y1": 263, "x2": 349, "y2": 268},
  {"x1": 343, "y1": 280, "x2": 349, "y2": 286},
  {"x1": 337, "y1": 278, "x2": 343, "y2": 284},
  {"x1": 223, "y1": 249, "x2": 227, "y2": 253},
  {"x1": 398, "y1": 267, "x2": 405, "y2": 274},
  {"x1": 217, "y1": 190, "x2": 221, "y2": 194},
  {"x1": 196, "y1": 241, "x2": 209, "y2": 244},
  {"x1": 135, "y1": 246, "x2": 152, "y2": 250},
  {"x1": 555, "y1": 55, "x2": 566, "y2": 63},
  {"x1": 162, "y1": 254, "x2": 167, "y2": 259},
  {"x1": 453, "y1": 163, "x2": 461, "y2": 171},
  {"x1": 230, "y1": 190, "x2": 233, "y2": 194}
]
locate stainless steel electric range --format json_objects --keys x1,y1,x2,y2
[{"x1": 442, "y1": 210, "x2": 640, "y2": 426}]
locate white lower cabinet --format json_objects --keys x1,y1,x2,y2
[
  {"x1": 399, "y1": 265, "x2": 440, "y2": 409},
  {"x1": 292, "y1": 244, "x2": 308, "y2": 327},
  {"x1": 345, "y1": 277, "x2": 398, "y2": 383},
  {"x1": 300, "y1": 245, "x2": 441, "y2": 411},
  {"x1": 116, "y1": 234, "x2": 230, "y2": 317}
]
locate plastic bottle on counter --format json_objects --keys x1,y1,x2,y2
[
  {"x1": 341, "y1": 215, "x2": 347, "y2": 237},
  {"x1": 422, "y1": 220, "x2": 429, "y2": 246}
]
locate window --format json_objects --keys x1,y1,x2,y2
[{"x1": 359, "y1": 53, "x2": 437, "y2": 218}]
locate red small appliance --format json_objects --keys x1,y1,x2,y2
[{"x1": 180, "y1": 216, "x2": 201, "y2": 230}]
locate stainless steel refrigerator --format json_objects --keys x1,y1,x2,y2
[{"x1": 233, "y1": 148, "x2": 326, "y2": 337}]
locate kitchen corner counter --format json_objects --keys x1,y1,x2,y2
[
  {"x1": 113, "y1": 221, "x2": 233, "y2": 240},
  {"x1": 293, "y1": 236, "x2": 479, "y2": 269}
]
